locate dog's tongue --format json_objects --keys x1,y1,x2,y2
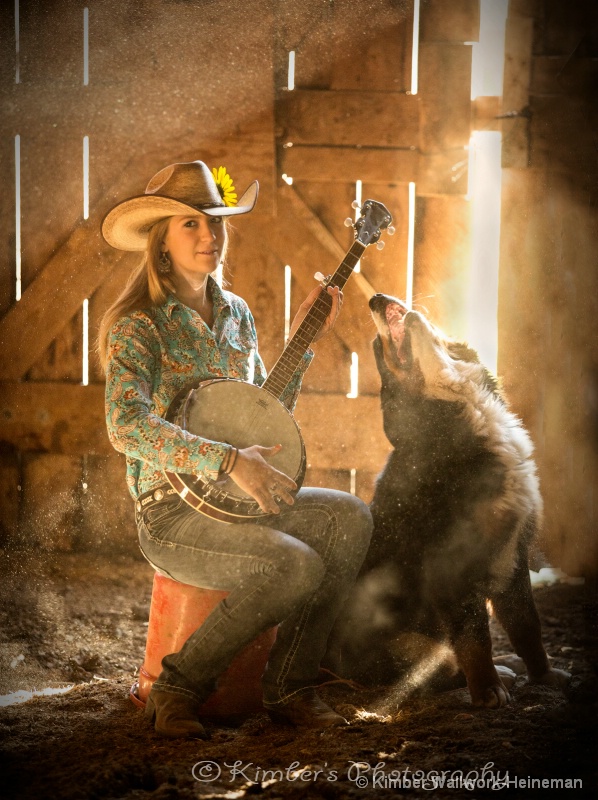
[{"x1": 386, "y1": 303, "x2": 406, "y2": 359}]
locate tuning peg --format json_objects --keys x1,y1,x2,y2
[
  {"x1": 376, "y1": 240, "x2": 385, "y2": 251},
  {"x1": 313, "y1": 271, "x2": 326, "y2": 283},
  {"x1": 387, "y1": 225, "x2": 396, "y2": 236},
  {"x1": 351, "y1": 200, "x2": 360, "y2": 210},
  {"x1": 344, "y1": 217, "x2": 354, "y2": 228}
]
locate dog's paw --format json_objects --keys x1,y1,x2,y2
[
  {"x1": 530, "y1": 668, "x2": 571, "y2": 689},
  {"x1": 471, "y1": 682, "x2": 511, "y2": 708}
]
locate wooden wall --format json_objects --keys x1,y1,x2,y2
[
  {"x1": 0, "y1": 0, "x2": 595, "y2": 576},
  {"x1": 498, "y1": 0, "x2": 598, "y2": 577},
  {"x1": 0, "y1": 0, "x2": 476, "y2": 556}
]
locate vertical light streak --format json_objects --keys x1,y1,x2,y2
[
  {"x1": 83, "y1": 7, "x2": 89, "y2": 86},
  {"x1": 82, "y1": 299, "x2": 89, "y2": 385},
  {"x1": 350, "y1": 468, "x2": 357, "y2": 496},
  {"x1": 15, "y1": 135, "x2": 21, "y2": 301},
  {"x1": 470, "y1": 0, "x2": 508, "y2": 100},
  {"x1": 410, "y1": 0, "x2": 420, "y2": 95},
  {"x1": 284, "y1": 265, "x2": 292, "y2": 342},
  {"x1": 347, "y1": 352, "x2": 359, "y2": 398},
  {"x1": 467, "y1": 131, "x2": 502, "y2": 373},
  {"x1": 287, "y1": 51, "x2": 295, "y2": 91},
  {"x1": 83, "y1": 136, "x2": 89, "y2": 219},
  {"x1": 354, "y1": 180, "x2": 362, "y2": 272},
  {"x1": 406, "y1": 181, "x2": 416, "y2": 309}
]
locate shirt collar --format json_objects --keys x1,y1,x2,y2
[{"x1": 163, "y1": 275, "x2": 231, "y2": 320}]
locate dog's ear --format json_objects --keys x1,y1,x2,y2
[
  {"x1": 448, "y1": 341, "x2": 481, "y2": 364},
  {"x1": 448, "y1": 341, "x2": 503, "y2": 398}
]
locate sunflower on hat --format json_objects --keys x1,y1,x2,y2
[{"x1": 212, "y1": 166, "x2": 238, "y2": 207}]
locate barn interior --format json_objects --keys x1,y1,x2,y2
[{"x1": 1, "y1": 1, "x2": 597, "y2": 798}]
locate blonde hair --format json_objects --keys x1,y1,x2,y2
[{"x1": 97, "y1": 216, "x2": 228, "y2": 371}]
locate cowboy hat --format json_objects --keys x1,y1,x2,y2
[{"x1": 101, "y1": 160, "x2": 258, "y2": 251}]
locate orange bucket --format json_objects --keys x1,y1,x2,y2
[{"x1": 131, "y1": 572, "x2": 276, "y2": 717}]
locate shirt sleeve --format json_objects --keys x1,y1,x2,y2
[{"x1": 105, "y1": 314, "x2": 231, "y2": 482}]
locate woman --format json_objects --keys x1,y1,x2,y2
[{"x1": 99, "y1": 160, "x2": 372, "y2": 738}]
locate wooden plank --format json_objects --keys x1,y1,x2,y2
[
  {"x1": 0, "y1": 446, "x2": 20, "y2": 549},
  {"x1": 498, "y1": 170, "x2": 598, "y2": 577},
  {"x1": 18, "y1": 129, "x2": 84, "y2": 291},
  {"x1": 277, "y1": 0, "x2": 412, "y2": 90},
  {"x1": 0, "y1": 382, "x2": 391, "y2": 472},
  {"x1": 417, "y1": 150, "x2": 469, "y2": 195},
  {"x1": 19, "y1": 0, "x2": 82, "y2": 86},
  {"x1": 279, "y1": 89, "x2": 419, "y2": 148},
  {"x1": 281, "y1": 146, "x2": 468, "y2": 196},
  {"x1": 328, "y1": 22, "x2": 413, "y2": 93},
  {"x1": 280, "y1": 145, "x2": 419, "y2": 184},
  {"x1": 530, "y1": 95, "x2": 597, "y2": 181},
  {"x1": 295, "y1": 393, "x2": 391, "y2": 472},
  {"x1": 420, "y1": 0, "x2": 480, "y2": 42},
  {"x1": 418, "y1": 43, "x2": 472, "y2": 154},
  {"x1": 0, "y1": 135, "x2": 15, "y2": 316},
  {"x1": 0, "y1": 382, "x2": 109, "y2": 456},
  {"x1": 502, "y1": 15, "x2": 534, "y2": 169},
  {"x1": 0, "y1": 223, "x2": 131, "y2": 381},
  {"x1": 539, "y1": 0, "x2": 597, "y2": 56},
  {"x1": 26, "y1": 308, "x2": 84, "y2": 382}
]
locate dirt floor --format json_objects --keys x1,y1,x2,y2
[{"x1": 0, "y1": 550, "x2": 596, "y2": 800}]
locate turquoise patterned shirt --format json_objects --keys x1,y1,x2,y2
[{"x1": 105, "y1": 275, "x2": 313, "y2": 499}]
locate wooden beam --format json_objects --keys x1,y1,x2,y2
[
  {"x1": 0, "y1": 382, "x2": 390, "y2": 473},
  {"x1": 502, "y1": 14, "x2": 534, "y2": 169},
  {"x1": 280, "y1": 145, "x2": 419, "y2": 184},
  {"x1": 0, "y1": 382, "x2": 109, "y2": 455},
  {"x1": 0, "y1": 226, "x2": 132, "y2": 381},
  {"x1": 279, "y1": 89, "x2": 419, "y2": 148},
  {"x1": 418, "y1": 43, "x2": 472, "y2": 154}
]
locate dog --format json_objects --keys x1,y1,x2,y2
[{"x1": 330, "y1": 293, "x2": 569, "y2": 708}]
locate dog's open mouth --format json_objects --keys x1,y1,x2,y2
[
  {"x1": 370, "y1": 294, "x2": 413, "y2": 369},
  {"x1": 386, "y1": 303, "x2": 410, "y2": 365}
]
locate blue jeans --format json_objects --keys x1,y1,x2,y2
[{"x1": 136, "y1": 487, "x2": 372, "y2": 706}]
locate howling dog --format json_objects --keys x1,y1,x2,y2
[{"x1": 333, "y1": 293, "x2": 569, "y2": 708}]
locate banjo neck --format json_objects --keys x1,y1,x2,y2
[{"x1": 262, "y1": 239, "x2": 366, "y2": 401}]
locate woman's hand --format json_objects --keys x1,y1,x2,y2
[
  {"x1": 288, "y1": 284, "x2": 343, "y2": 345},
  {"x1": 229, "y1": 444, "x2": 297, "y2": 515}
]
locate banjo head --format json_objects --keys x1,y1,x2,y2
[{"x1": 166, "y1": 380, "x2": 306, "y2": 521}]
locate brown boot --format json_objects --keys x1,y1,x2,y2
[
  {"x1": 144, "y1": 689, "x2": 207, "y2": 739},
  {"x1": 264, "y1": 689, "x2": 348, "y2": 728}
]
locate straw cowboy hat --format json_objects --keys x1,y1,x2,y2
[{"x1": 101, "y1": 160, "x2": 259, "y2": 251}]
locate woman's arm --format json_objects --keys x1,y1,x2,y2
[{"x1": 105, "y1": 314, "x2": 232, "y2": 482}]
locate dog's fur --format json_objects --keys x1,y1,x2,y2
[{"x1": 330, "y1": 293, "x2": 568, "y2": 707}]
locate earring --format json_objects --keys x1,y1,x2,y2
[{"x1": 158, "y1": 251, "x2": 171, "y2": 274}]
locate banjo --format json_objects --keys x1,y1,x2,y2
[{"x1": 164, "y1": 199, "x2": 393, "y2": 522}]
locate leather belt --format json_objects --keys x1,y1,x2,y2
[{"x1": 135, "y1": 485, "x2": 178, "y2": 515}]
